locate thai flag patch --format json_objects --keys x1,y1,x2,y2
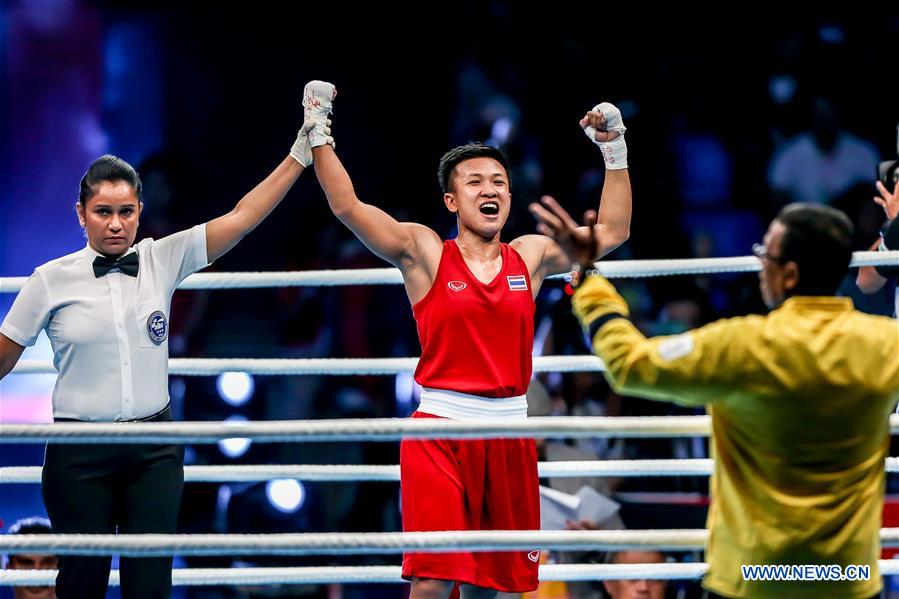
[{"x1": 507, "y1": 274, "x2": 528, "y2": 291}]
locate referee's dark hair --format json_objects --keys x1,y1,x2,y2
[
  {"x1": 79, "y1": 154, "x2": 143, "y2": 205},
  {"x1": 776, "y1": 203, "x2": 854, "y2": 296}
]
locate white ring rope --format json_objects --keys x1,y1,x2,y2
[
  {"x1": 4, "y1": 457, "x2": 899, "y2": 483},
  {"x1": 0, "y1": 562, "x2": 757, "y2": 586},
  {"x1": 9, "y1": 560, "x2": 899, "y2": 586},
  {"x1": 0, "y1": 563, "x2": 704, "y2": 586},
  {"x1": 0, "y1": 252, "x2": 894, "y2": 293},
  {"x1": 0, "y1": 529, "x2": 711, "y2": 556},
  {"x1": 0, "y1": 460, "x2": 710, "y2": 483},
  {"x1": 0, "y1": 415, "x2": 713, "y2": 443},
  {"x1": 7, "y1": 528, "x2": 899, "y2": 556},
  {"x1": 10, "y1": 355, "x2": 606, "y2": 376},
  {"x1": 5, "y1": 415, "x2": 899, "y2": 444},
  {"x1": 4, "y1": 561, "x2": 899, "y2": 586}
]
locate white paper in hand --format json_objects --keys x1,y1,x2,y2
[
  {"x1": 575, "y1": 485, "x2": 621, "y2": 525},
  {"x1": 539, "y1": 485, "x2": 578, "y2": 530},
  {"x1": 539, "y1": 484, "x2": 621, "y2": 530}
]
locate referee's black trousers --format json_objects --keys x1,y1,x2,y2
[{"x1": 42, "y1": 407, "x2": 184, "y2": 599}]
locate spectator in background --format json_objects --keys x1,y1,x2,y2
[
  {"x1": 768, "y1": 96, "x2": 879, "y2": 207},
  {"x1": 601, "y1": 551, "x2": 668, "y2": 599},
  {"x1": 3, "y1": 517, "x2": 57, "y2": 599}
]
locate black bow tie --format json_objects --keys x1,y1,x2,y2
[{"x1": 93, "y1": 252, "x2": 139, "y2": 278}]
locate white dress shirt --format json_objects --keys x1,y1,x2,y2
[{"x1": 1, "y1": 224, "x2": 209, "y2": 421}]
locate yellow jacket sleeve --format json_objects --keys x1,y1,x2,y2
[{"x1": 573, "y1": 276, "x2": 751, "y2": 407}]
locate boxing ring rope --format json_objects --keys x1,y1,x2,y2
[
  {"x1": 8, "y1": 560, "x2": 899, "y2": 587},
  {"x1": 0, "y1": 460, "x2": 711, "y2": 483},
  {"x1": 4, "y1": 415, "x2": 899, "y2": 444},
  {"x1": 0, "y1": 251, "x2": 894, "y2": 293},
  {"x1": 5, "y1": 457, "x2": 899, "y2": 484},
  {"x1": 0, "y1": 529, "x2": 709, "y2": 556},
  {"x1": 6, "y1": 528, "x2": 899, "y2": 557},
  {"x1": 6, "y1": 564, "x2": 704, "y2": 586},
  {"x1": 0, "y1": 416, "x2": 711, "y2": 443},
  {"x1": 0, "y1": 457, "x2": 899, "y2": 484},
  {"x1": 30, "y1": 560, "x2": 899, "y2": 586},
  {"x1": 9, "y1": 355, "x2": 606, "y2": 376}
]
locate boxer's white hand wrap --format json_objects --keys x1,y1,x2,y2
[
  {"x1": 289, "y1": 119, "x2": 333, "y2": 167},
  {"x1": 303, "y1": 80, "x2": 337, "y2": 148},
  {"x1": 583, "y1": 102, "x2": 628, "y2": 170}
]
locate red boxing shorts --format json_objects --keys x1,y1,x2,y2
[{"x1": 400, "y1": 411, "x2": 540, "y2": 592}]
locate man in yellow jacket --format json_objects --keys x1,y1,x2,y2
[{"x1": 529, "y1": 198, "x2": 899, "y2": 598}]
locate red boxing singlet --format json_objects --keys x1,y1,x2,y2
[{"x1": 412, "y1": 239, "x2": 535, "y2": 399}]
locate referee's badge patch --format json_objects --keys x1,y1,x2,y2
[{"x1": 147, "y1": 310, "x2": 168, "y2": 344}]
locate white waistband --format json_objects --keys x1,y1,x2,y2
[{"x1": 417, "y1": 387, "x2": 528, "y2": 420}]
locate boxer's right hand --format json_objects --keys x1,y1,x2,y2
[
  {"x1": 303, "y1": 80, "x2": 337, "y2": 148},
  {"x1": 581, "y1": 102, "x2": 628, "y2": 170}
]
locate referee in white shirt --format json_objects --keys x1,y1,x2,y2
[{"x1": 0, "y1": 113, "x2": 331, "y2": 598}]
